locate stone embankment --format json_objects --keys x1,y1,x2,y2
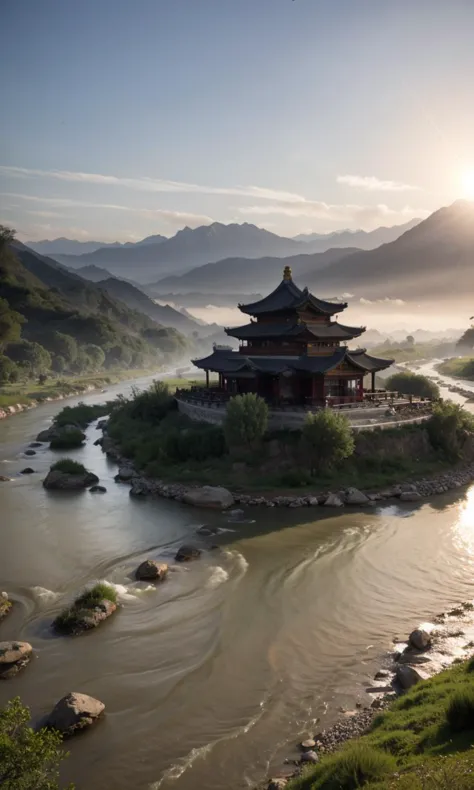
[{"x1": 101, "y1": 432, "x2": 474, "y2": 510}]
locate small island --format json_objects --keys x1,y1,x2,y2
[{"x1": 53, "y1": 583, "x2": 118, "y2": 635}]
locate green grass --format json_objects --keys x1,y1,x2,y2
[
  {"x1": 49, "y1": 428, "x2": 85, "y2": 449},
  {"x1": 50, "y1": 458, "x2": 88, "y2": 475},
  {"x1": 289, "y1": 659, "x2": 474, "y2": 790},
  {"x1": 437, "y1": 357, "x2": 474, "y2": 380},
  {"x1": 53, "y1": 582, "x2": 118, "y2": 633},
  {"x1": 54, "y1": 402, "x2": 109, "y2": 429}
]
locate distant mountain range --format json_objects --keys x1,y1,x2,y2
[
  {"x1": 28, "y1": 234, "x2": 167, "y2": 257},
  {"x1": 301, "y1": 200, "x2": 474, "y2": 302},
  {"x1": 293, "y1": 219, "x2": 420, "y2": 248},
  {"x1": 28, "y1": 219, "x2": 419, "y2": 285},
  {"x1": 151, "y1": 247, "x2": 360, "y2": 294}
]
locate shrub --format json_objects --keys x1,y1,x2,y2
[
  {"x1": 54, "y1": 402, "x2": 109, "y2": 429},
  {"x1": 0, "y1": 696, "x2": 74, "y2": 789},
  {"x1": 446, "y1": 689, "x2": 474, "y2": 732},
  {"x1": 53, "y1": 583, "x2": 117, "y2": 633},
  {"x1": 0, "y1": 354, "x2": 19, "y2": 384},
  {"x1": 306, "y1": 743, "x2": 396, "y2": 790},
  {"x1": 279, "y1": 469, "x2": 313, "y2": 487},
  {"x1": 427, "y1": 400, "x2": 474, "y2": 460},
  {"x1": 224, "y1": 393, "x2": 268, "y2": 451},
  {"x1": 50, "y1": 428, "x2": 85, "y2": 450},
  {"x1": 163, "y1": 425, "x2": 226, "y2": 463},
  {"x1": 50, "y1": 459, "x2": 88, "y2": 475},
  {"x1": 386, "y1": 371, "x2": 440, "y2": 400},
  {"x1": 302, "y1": 409, "x2": 355, "y2": 474},
  {"x1": 128, "y1": 380, "x2": 174, "y2": 423}
]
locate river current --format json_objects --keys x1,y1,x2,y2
[{"x1": 1, "y1": 364, "x2": 474, "y2": 789}]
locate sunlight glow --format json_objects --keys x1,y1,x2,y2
[{"x1": 461, "y1": 170, "x2": 474, "y2": 200}]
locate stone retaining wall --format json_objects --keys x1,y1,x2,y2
[{"x1": 175, "y1": 397, "x2": 430, "y2": 432}]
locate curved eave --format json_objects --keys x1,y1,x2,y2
[{"x1": 346, "y1": 350, "x2": 394, "y2": 373}]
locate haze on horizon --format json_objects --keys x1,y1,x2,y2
[{"x1": 1, "y1": 0, "x2": 474, "y2": 244}]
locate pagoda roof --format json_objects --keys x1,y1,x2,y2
[
  {"x1": 239, "y1": 271, "x2": 347, "y2": 317},
  {"x1": 225, "y1": 320, "x2": 365, "y2": 341},
  {"x1": 193, "y1": 347, "x2": 393, "y2": 375}
]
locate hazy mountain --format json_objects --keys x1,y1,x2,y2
[
  {"x1": 302, "y1": 201, "x2": 474, "y2": 302},
  {"x1": 94, "y1": 276, "x2": 203, "y2": 335},
  {"x1": 49, "y1": 222, "x2": 315, "y2": 283},
  {"x1": 75, "y1": 264, "x2": 117, "y2": 282},
  {"x1": 152, "y1": 247, "x2": 360, "y2": 294},
  {"x1": 143, "y1": 289, "x2": 264, "y2": 308},
  {"x1": 28, "y1": 234, "x2": 167, "y2": 257},
  {"x1": 293, "y1": 219, "x2": 421, "y2": 249}
]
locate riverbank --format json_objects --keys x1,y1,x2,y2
[
  {"x1": 0, "y1": 367, "x2": 172, "y2": 419},
  {"x1": 266, "y1": 597, "x2": 474, "y2": 789},
  {"x1": 100, "y1": 427, "x2": 474, "y2": 509}
]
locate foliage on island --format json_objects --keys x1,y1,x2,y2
[
  {"x1": 288, "y1": 658, "x2": 474, "y2": 790},
  {"x1": 54, "y1": 402, "x2": 110, "y2": 429},
  {"x1": 50, "y1": 428, "x2": 86, "y2": 450},
  {"x1": 223, "y1": 393, "x2": 268, "y2": 451},
  {"x1": 0, "y1": 225, "x2": 188, "y2": 387},
  {"x1": 53, "y1": 583, "x2": 118, "y2": 634},
  {"x1": 427, "y1": 400, "x2": 474, "y2": 460},
  {"x1": 438, "y1": 356, "x2": 474, "y2": 380},
  {"x1": 385, "y1": 371, "x2": 440, "y2": 400},
  {"x1": 0, "y1": 696, "x2": 74, "y2": 789},
  {"x1": 50, "y1": 459, "x2": 89, "y2": 476}
]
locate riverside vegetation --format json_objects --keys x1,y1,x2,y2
[
  {"x1": 102, "y1": 381, "x2": 474, "y2": 494},
  {"x1": 286, "y1": 657, "x2": 474, "y2": 790}
]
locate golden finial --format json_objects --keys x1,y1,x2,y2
[{"x1": 283, "y1": 265, "x2": 292, "y2": 281}]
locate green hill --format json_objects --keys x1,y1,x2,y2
[{"x1": 0, "y1": 226, "x2": 187, "y2": 383}]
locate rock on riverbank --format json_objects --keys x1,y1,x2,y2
[{"x1": 0, "y1": 641, "x2": 33, "y2": 679}]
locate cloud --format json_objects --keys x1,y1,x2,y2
[
  {"x1": 360, "y1": 297, "x2": 406, "y2": 306},
  {"x1": 238, "y1": 199, "x2": 429, "y2": 229},
  {"x1": 337, "y1": 175, "x2": 420, "y2": 192},
  {"x1": 25, "y1": 210, "x2": 67, "y2": 218},
  {"x1": 1, "y1": 193, "x2": 213, "y2": 227},
  {"x1": 0, "y1": 165, "x2": 304, "y2": 203}
]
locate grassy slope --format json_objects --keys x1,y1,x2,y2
[
  {"x1": 289, "y1": 659, "x2": 474, "y2": 790},
  {"x1": 437, "y1": 357, "x2": 474, "y2": 380}
]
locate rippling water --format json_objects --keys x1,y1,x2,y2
[{"x1": 1, "y1": 369, "x2": 474, "y2": 789}]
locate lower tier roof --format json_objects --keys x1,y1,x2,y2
[{"x1": 193, "y1": 347, "x2": 393, "y2": 375}]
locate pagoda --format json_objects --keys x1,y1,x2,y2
[{"x1": 193, "y1": 266, "x2": 393, "y2": 407}]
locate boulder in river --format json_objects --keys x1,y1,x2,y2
[
  {"x1": 175, "y1": 545, "x2": 202, "y2": 562},
  {"x1": 0, "y1": 593, "x2": 12, "y2": 622},
  {"x1": 300, "y1": 750, "x2": 319, "y2": 763},
  {"x1": 20, "y1": 467, "x2": 35, "y2": 474},
  {"x1": 136, "y1": 560, "x2": 168, "y2": 581},
  {"x1": 89, "y1": 485, "x2": 107, "y2": 493},
  {"x1": 54, "y1": 584, "x2": 118, "y2": 635},
  {"x1": 24, "y1": 449, "x2": 36, "y2": 456},
  {"x1": 0, "y1": 641, "x2": 33, "y2": 679},
  {"x1": 36, "y1": 426, "x2": 59, "y2": 442},
  {"x1": 396, "y1": 664, "x2": 429, "y2": 690},
  {"x1": 182, "y1": 486, "x2": 234, "y2": 509},
  {"x1": 29, "y1": 441, "x2": 43, "y2": 448},
  {"x1": 43, "y1": 467, "x2": 99, "y2": 491},
  {"x1": 115, "y1": 466, "x2": 135, "y2": 482},
  {"x1": 0, "y1": 475, "x2": 11, "y2": 482},
  {"x1": 196, "y1": 525, "x2": 219, "y2": 536},
  {"x1": 400, "y1": 490, "x2": 422, "y2": 502},
  {"x1": 409, "y1": 628, "x2": 431, "y2": 650},
  {"x1": 47, "y1": 692, "x2": 105, "y2": 736},
  {"x1": 345, "y1": 487, "x2": 370, "y2": 505},
  {"x1": 324, "y1": 493, "x2": 344, "y2": 507}
]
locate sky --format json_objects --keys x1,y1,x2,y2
[{"x1": 1, "y1": 0, "x2": 474, "y2": 242}]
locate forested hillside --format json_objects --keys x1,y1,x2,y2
[{"x1": 0, "y1": 226, "x2": 187, "y2": 384}]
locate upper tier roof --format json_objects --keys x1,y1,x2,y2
[
  {"x1": 239, "y1": 267, "x2": 347, "y2": 317},
  {"x1": 225, "y1": 320, "x2": 365, "y2": 341}
]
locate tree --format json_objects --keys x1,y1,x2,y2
[
  {"x1": 0, "y1": 697, "x2": 74, "y2": 789},
  {"x1": 457, "y1": 326, "x2": 474, "y2": 352},
  {"x1": 385, "y1": 371, "x2": 439, "y2": 400},
  {"x1": 302, "y1": 409, "x2": 355, "y2": 474},
  {"x1": 427, "y1": 400, "x2": 474, "y2": 460},
  {"x1": 5, "y1": 340, "x2": 52, "y2": 376},
  {"x1": 406, "y1": 335, "x2": 415, "y2": 346},
  {"x1": 43, "y1": 332, "x2": 78, "y2": 366},
  {"x1": 0, "y1": 224, "x2": 16, "y2": 252},
  {"x1": 223, "y1": 393, "x2": 268, "y2": 451},
  {"x1": 84, "y1": 344, "x2": 105, "y2": 370},
  {"x1": 0, "y1": 355, "x2": 19, "y2": 384},
  {"x1": 0, "y1": 297, "x2": 25, "y2": 349}
]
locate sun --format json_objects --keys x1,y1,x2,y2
[{"x1": 461, "y1": 169, "x2": 474, "y2": 200}]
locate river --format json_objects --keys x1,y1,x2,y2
[{"x1": 1, "y1": 364, "x2": 474, "y2": 790}]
